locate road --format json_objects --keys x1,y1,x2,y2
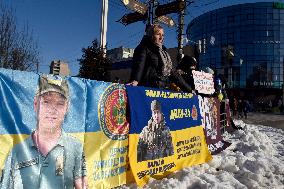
[{"x1": 235, "y1": 112, "x2": 284, "y2": 130}]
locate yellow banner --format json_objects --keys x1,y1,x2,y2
[
  {"x1": 129, "y1": 126, "x2": 212, "y2": 186},
  {"x1": 0, "y1": 133, "x2": 131, "y2": 189}
]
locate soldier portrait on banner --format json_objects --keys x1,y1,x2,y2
[
  {"x1": 0, "y1": 75, "x2": 87, "y2": 189},
  {"x1": 137, "y1": 100, "x2": 174, "y2": 162}
]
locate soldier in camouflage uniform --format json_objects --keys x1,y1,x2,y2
[
  {"x1": 0, "y1": 75, "x2": 87, "y2": 189},
  {"x1": 137, "y1": 100, "x2": 174, "y2": 162}
]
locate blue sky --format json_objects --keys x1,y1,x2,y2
[{"x1": 4, "y1": 0, "x2": 277, "y2": 75}]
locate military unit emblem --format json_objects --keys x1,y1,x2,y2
[
  {"x1": 191, "y1": 105, "x2": 198, "y2": 120},
  {"x1": 99, "y1": 84, "x2": 129, "y2": 140}
]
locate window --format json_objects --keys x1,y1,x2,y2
[
  {"x1": 267, "y1": 13, "x2": 273, "y2": 20},
  {"x1": 228, "y1": 33, "x2": 235, "y2": 44},
  {"x1": 247, "y1": 13, "x2": 253, "y2": 20},
  {"x1": 273, "y1": 10, "x2": 280, "y2": 19},
  {"x1": 227, "y1": 16, "x2": 235, "y2": 23},
  {"x1": 227, "y1": 32, "x2": 234, "y2": 40}
]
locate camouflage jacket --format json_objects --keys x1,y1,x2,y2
[{"x1": 137, "y1": 117, "x2": 174, "y2": 162}]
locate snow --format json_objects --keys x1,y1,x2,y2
[{"x1": 120, "y1": 120, "x2": 284, "y2": 189}]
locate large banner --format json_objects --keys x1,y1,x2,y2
[
  {"x1": 126, "y1": 86, "x2": 212, "y2": 186},
  {"x1": 0, "y1": 68, "x2": 130, "y2": 189},
  {"x1": 198, "y1": 96, "x2": 230, "y2": 155}
]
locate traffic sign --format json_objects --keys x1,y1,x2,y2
[
  {"x1": 157, "y1": 15, "x2": 175, "y2": 27},
  {"x1": 121, "y1": 0, "x2": 148, "y2": 14},
  {"x1": 118, "y1": 12, "x2": 148, "y2": 26},
  {"x1": 155, "y1": 0, "x2": 185, "y2": 17}
]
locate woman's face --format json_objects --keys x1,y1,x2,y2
[{"x1": 152, "y1": 28, "x2": 164, "y2": 46}]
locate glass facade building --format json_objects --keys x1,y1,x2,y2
[{"x1": 187, "y1": 2, "x2": 284, "y2": 96}]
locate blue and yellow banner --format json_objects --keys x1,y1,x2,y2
[
  {"x1": 0, "y1": 68, "x2": 129, "y2": 189},
  {"x1": 126, "y1": 86, "x2": 212, "y2": 186}
]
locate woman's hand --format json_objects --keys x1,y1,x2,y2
[{"x1": 127, "y1": 80, "x2": 138, "y2": 86}]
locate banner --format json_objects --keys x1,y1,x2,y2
[
  {"x1": 126, "y1": 86, "x2": 212, "y2": 186},
  {"x1": 192, "y1": 71, "x2": 215, "y2": 94},
  {"x1": 224, "y1": 100, "x2": 237, "y2": 133},
  {"x1": 0, "y1": 68, "x2": 130, "y2": 189},
  {"x1": 198, "y1": 96, "x2": 230, "y2": 155}
]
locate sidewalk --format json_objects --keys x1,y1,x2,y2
[{"x1": 234, "y1": 112, "x2": 284, "y2": 130}]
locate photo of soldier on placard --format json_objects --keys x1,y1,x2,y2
[
  {"x1": 0, "y1": 75, "x2": 87, "y2": 189},
  {"x1": 137, "y1": 100, "x2": 174, "y2": 162},
  {"x1": 205, "y1": 98, "x2": 219, "y2": 140}
]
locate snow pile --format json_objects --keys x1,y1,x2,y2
[{"x1": 121, "y1": 121, "x2": 284, "y2": 189}]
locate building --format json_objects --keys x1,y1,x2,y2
[
  {"x1": 108, "y1": 60, "x2": 132, "y2": 83},
  {"x1": 50, "y1": 60, "x2": 70, "y2": 76},
  {"x1": 187, "y1": 2, "x2": 284, "y2": 103},
  {"x1": 107, "y1": 46, "x2": 134, "y2": 62},
  {"x1": 107, "y1": 47, "x2": 134, "y2": 83}
]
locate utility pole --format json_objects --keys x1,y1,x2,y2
[
  {"x1": 149, "y1": 0, "x2": 153, "y2": 24},
  {"x1": 100, "y1": 0, "x2": 108, "y2": 57},
  {"x1": 177, "y1": 0, "x2": 185, "y2": 63},
  {"x1": 152, "y1": 0, "x2": 158, "y2": 24}
]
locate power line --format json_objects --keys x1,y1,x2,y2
[
  {"x1": 119, "y1": 39, "x2": 140, "y2": 47},
  {"x1": 108, "y1": 0, "x2": 127, "y2": 12},
  {"x1": 109, "y1": 0, "x2": 126, "y2": 8},
  {"x1": 191, "y1": 0, "x2": 219, "y2": 8},
  {"x1": 109, "y1": 0, "x2": 130, "y2": 12},
  {"x1": 110, "y1": 29, "x2": 145, "y2": 48}
]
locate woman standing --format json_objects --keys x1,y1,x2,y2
[{"x1": 128, "y1": 24, "x2": 173, "y2": 89}]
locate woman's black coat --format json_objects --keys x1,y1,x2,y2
[{"x1": 130, "y1": 36, "x2": 169, "y2": 88}]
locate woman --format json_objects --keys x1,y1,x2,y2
[{"x1": 128, "y1": 24, "x2": 173, "y2": 89}]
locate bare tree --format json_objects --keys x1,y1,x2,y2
[{"x1": 0, "y1": 2, "x2": 40, "y2": 72}]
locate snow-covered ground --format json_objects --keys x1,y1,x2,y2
[{"x1": 121, "y1": 120, "x2": 284, "y2": 189}]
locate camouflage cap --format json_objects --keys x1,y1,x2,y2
[
  {"x1": 37, "y1": 75, "x2": 69, "y2": 99},
  {"x1": 151, "y1": 100, "x2": 161, "y2": 111}
]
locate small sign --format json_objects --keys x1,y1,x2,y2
[
  {"x1": 253, "y1": 81, "x2": 274, "y2": 87},
  {"x1": 273, "y1": 2, "x2": 284, "y2": 9},
  {"x1": 192, "y1": 71, "x2": 215, "y2": 95}
]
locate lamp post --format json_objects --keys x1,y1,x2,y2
[{"x1": 100, "y1": 0, "x2": 108, "y2": 56}]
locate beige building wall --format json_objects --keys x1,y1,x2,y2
[
  {"x1": 107, "y1": 46, "x2": 134, "y2": 62},
  {"x1": 50, "y1": 60, "x2": 70, "y2": 76}
]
